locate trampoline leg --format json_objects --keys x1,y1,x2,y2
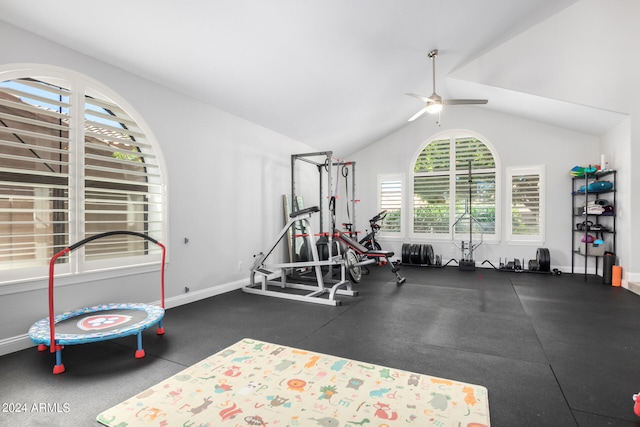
[
  {"x1": 37, "y1": 344, "x2": 48, "y2": 352},
  {"x1": 53, "y1": 346, "x2": 65, "y2": 375},
  {"x1": 156, "y1": 319, "x2": 165, "y2": 335},
  {"x1": 135, "y1": 332, "x2": 145, "y2": 359}
]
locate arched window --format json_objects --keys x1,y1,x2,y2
[
  {"x1": 412, "y1": 131, "x2": 498, "y2": 240},
  {"x1": 0, "y1": 66, "x2": 166, "y2": 283}
]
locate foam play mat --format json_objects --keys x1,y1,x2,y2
[{"x1": 97, "y1": 338, "x2": 490, "y2": 426}]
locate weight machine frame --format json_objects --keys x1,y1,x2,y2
[
  {"x1": 448, "y1": 160, "x2": 483, "y2": 270},
  {"x1": 243, "y1": 152, "x2": 359, "y2": 306},
  {"x1": 290, "y1": 151, "x2": 357, "y2": 266}
]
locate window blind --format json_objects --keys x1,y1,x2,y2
[
  {"x1": 0, "y1": 78, "x2": 70, "y2": 269},
  {"x1": 413, "y1": 175, "x2": 450, "y2": 234},
  {"x1": 511, "y1": 173, "x2": 540, "y2": 235},
  {"x1": 454, "y1": 171, "x2": 496, "y2": 235},
  {"x1": 379, "y1": 179, "x2": 402, "y2": 232},
  {"x1": 455, "y1": 137, "x2": 495, "y2": 170},
  {"x1": 414, "y1": 139, "x2": 449, "y2": 173},
  {"x1": 83, "y1": 93, "x2": 162, "y2": 261}
]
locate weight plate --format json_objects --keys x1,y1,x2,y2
[
  {"x1": 344, "y1": 249, "x2": 362, "y2": 283},
  {"x1": 536, "y1": 248, "x2": 551, "y2": 272},
  {"x1": 528, "y1": 259, "x2": 539, "y2": 271},
  {"x1": 410, "y1": 244, "x2": 421, "y2": 264},
  {"x1": 419, "y1": 244, "x2": 428, "y2": 265},
  {"x1": 425, "y1": 244, "x2": 434, "y2": 265},
  {"x1": 401, "y1": 243, "x2": 411, "y2": 264},
  {"x1": 299, "y1": 240, "x2": 309, "y2": 262},
  {"x1": 543, "y1": 248, "x2": 551, "y2": 272}
]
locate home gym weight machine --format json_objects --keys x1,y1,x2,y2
[
  {"x1": 244, "y1": 205, "x2": 356, "y2": 306},
  {"x1": 243, "y1": 152, "x2": 359, "y2": 306},
  {"x1": 244, "y1": 151, "x2": 403, "y2": 306},
  {"x1": 286, "y1": 151, "x2": 404, "y2": 286}
]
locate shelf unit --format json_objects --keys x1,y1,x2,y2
[{"x1": 571, "y1": 169, "x2": 616, "y2": 278}]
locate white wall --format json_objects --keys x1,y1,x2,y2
[
  {"x1": 0, "y1": 21, "x2": 316, "y2": 352},
  {"x1": 350, "y1": 106, "x2": 605, "y2": 272},
  {"x1": 600, "y1": 118, "x2": 631, "y2": 279},
  {"x1": 627, "y1": 105, "x2": 640, "y2": 284}
]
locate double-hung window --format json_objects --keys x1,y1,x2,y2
[
  {"x1": 412, "y1": 132, "x2": 498, "y2": 240},
  {"x1": 506, "y1": 166, "x2": 544, "y2": 243},
  {"x1": 377, "y1": 174, "x2": 403, "y2": 234},
  {"x1": 0, "y1": 67, "x2": 165, "y2": 284}
]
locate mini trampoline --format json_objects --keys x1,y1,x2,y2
[{"x1": 28, "y1": 231, "x2": 167, "y2": 374}]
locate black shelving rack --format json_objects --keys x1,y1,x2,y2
[{"x1": 571, "y1": 169, "x2": 617, "y2": 279}]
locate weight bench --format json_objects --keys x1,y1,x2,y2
[{"x1": 333, "y1": 230, "x2": 406, "y2": 285}]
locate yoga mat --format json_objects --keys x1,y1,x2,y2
[{"x1": 98, "y1": 338, "x2": 490, "y2": 426}]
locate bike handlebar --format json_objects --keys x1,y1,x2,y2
[{"x1": 370, "y1": 210, "x2": 387, "y2": 223}]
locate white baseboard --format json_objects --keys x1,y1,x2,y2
[
  {"x1": 156, "y1": 278, "x2": 248, "y2": 309},
  {"x1": 0, "y1": 279, "x2": 248, "y2": 357},
  {"x1": 0, "y1": 334, "x2": 33, "y2": 357},
  {"x1": 627, "y1": 272, "x2": 640, "y2": 283},
  {"x1": 626, "y1": 281, "x2": 640, "y2": 296}
]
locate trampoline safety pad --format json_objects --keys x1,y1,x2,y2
[{"x1": 29, "y1": 303, "x2": 165, "y2": 346}]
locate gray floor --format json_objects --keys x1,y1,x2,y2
[{"x1": 2, "y1": 265, "x2": 640, "y2": 426}]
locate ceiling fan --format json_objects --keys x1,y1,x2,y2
[{"x1": 406, "y1": 49, "x2": 488, "y2": 121}]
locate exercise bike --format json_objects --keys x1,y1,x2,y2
[
  {"x1": 342, "y1": 210, "x2": 386, "y2": 251},
  {"x1": 338, "y1": 210, "x2": 405, "y2": 285}
]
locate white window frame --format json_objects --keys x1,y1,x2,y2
[
  {"x1": 506, "y1": 165, "x2": 545, "y2": 244},
  {"x1": 410, "y1": 129, "x2": 501, "y2": 242},
  {"x1": 377, "y1": 173, "x2": 404, "y2": 238},
  {"x1": 0, "y1": 64, "x2": 167, "y2": 286}
]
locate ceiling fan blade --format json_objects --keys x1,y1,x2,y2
[
  {"x1": 406, "y1": 49, "x2": 488, "y2": 119},
  {"x1": 406, "y1": 92, "x2": 431, "y2": 103},
  {"x1": 443, "y1": 99, "x2": 488, "y2": 105},
  {"x1": 408, "y1": 106, "x2": 429, "y2": 122}
]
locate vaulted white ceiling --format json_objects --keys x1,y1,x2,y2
[{"x1": 0, "y1": 0, "x2": 635, "y2": 156}]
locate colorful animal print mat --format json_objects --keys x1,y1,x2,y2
[{"x1": 97, "y1": 338, "x2": 490, "y2": 427}]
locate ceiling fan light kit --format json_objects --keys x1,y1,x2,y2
[
  {"x1": 407, "y1": 49, "x2": 487, "y2": 122},
  {"x1": 425, "y1": 99, "x2": 443, "y2": 114}
]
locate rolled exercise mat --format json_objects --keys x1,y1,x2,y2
[
  {"x1": 602, "y1": 253, "x2": 615, "y2": 285},
  {"x1": 612, "y1": 265, "x2": 622, "y2": 287}
]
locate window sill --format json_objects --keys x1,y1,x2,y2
[
  {"x1": 406, "y1": 236, "x2": 501, "y2": 245},
  {"x1": 0, "y1": 261, "x2": 165, "y2": 296}
]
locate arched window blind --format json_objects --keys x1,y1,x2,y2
[
  {"x1": 413, "y1": 133, "x2": 497, "y2": 239},
  {"x1": 0, "y1": 69, "x2": 165, "y2": 283}
]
